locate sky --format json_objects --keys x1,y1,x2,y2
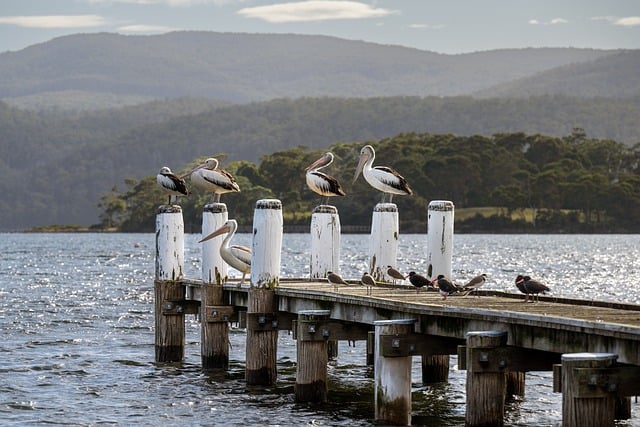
[{"x1": 0, "y1": 0, "x2": 639, "y2": 54}]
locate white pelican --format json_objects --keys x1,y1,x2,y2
[
  {"x1": 157, "y1": 166, "x2": 190, "y2": 204},
  {"x1": 305, "y1": 152, "x2": 346, "y2": 204},
  {"x1": 199, "y1": 219, "x2": 251, "y2": 284},
  {"x1": 186, "y1": 158, "x2": 240, "y2": 203},
  {"x1": 353, "y1": 145, "x2": 413, "y2": 202}
]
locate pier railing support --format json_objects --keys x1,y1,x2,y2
[
  {"x1": 374, "y1": 319, "x2": 415, "y2": 426},
  {"x1": 369, "y1": 203, "x2": 398, "y2": 281},
  {"x1": 465, "y1": 330, "x2": 508, "y2": 427},
  {"x1": 295, "y1": 310, "x2": 331, "y2": 402},
  {"x1": 426, "y1": 200, "x2": 454, "y2": 280},
  {"x1": 246, "y1": 199, "x2": 283, "y2": 386},
  {"x1": 154, "y1": 205, "x2": 185, "y2": 362},
  {"x1": 309, "y1": 205, "x2": 341, "y2": 279}
]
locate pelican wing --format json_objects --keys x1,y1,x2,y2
[
  {"x1": 229, "y1": 245, "x2": 252, "y2": 269},
  {"x1": 201, "y1": 169, "x2": 240, "y2": 192},
  {"x1": 158, "y1": 173, "x2": 189, "y2": 195},
  {"x1": 306, "y1": 171, "x2": 346, "y2": 196},
  {"x1": 372, "y1": 166, "x2": 413, "y2": 195}
]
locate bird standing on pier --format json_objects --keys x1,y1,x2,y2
[
  {"x1": 431, "y1": 274, "x2": 464, "y2": 300},
  {"x1": 408, "y1": 271, "x2": 430, "y2": 293},
  {"x1": 327, "y1": 271, "x2": 349, "y2": 291},
  {"x1": 185, "y1": 157, "x2": 240, "y2": 203},
  {"x1": 387, "y1": 265, "x2": 406, "y2": 285},
  {"x1": 157, "y1": 166, "x2": 190, "y2": 204},
  {"x1": 199, "y1": 219, "x2": 251, "y2": 285},
  {"x1": 515, "y1": 275, "x2": 550, "y2": 302},
  {"x1": 305, "y1": 152, "x2": 346, "y2": 204},
  {"x1": 353, "y1": 145, "x2": 413, "y2": 203},
  {"x1": 462, "y1": 273, "x2": 488, "y2": 297},
  {"x1": 361, "y1": 272, "x2": 376, "y2": 295}
]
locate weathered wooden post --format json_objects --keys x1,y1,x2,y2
[
  {"x1": 246, "y1": 199, "x2": 283, "y2": 386},
  {"x1": 506, "y1": 371, "x2": 526, "y2": 398},
  {"x1": 200, "y1": 203, "x2": 230, "y2": 369},
  {"x1": 374, "y1": 319, "x2": 415, "y2": 425},
  {"x1": 465, "y1": 330, "x2": 508, "y2": 427},
  {"x1": 421, "y1": 354, "x2": 450, "y2": 383},
  {"x1": 426, "y1": 200, "x2": 454, "y2": 280},
  {"x1": 561, "y1": 352, "x2": 618, "y2": 427},
  {"x1": 309, "y1": 205, "x2": 341, "y2": 279},
  {"x1": 154, "y1": 205, "x2": 185, "y2": 362},
  {"x1": 369, "y1": 203, "x2": 398, "y2": 281},
  {"x1": 295, "y1": 310, "x2": 331, "y2": 402}
]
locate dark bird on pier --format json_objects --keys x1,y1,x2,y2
[
  {"x1": 387, "y1": 266, "x2": 406, "y2": 285},
  {"x1": 515, "y1": 275, "x2": 550, "y2": 302},
  {"x1": 199, "y1": 219, "x2": 251, "y2": 285},
  {"x1": 408, "y1": 271, "x2": 430, "y2": 293},
  {"x1": 462, "y1": 273, "x2": 488, "y2": 297},
  {"x1": 361, "y1": 272, "x2": 376, "y2": 295},
  {"x1": 353, "y1": 145, "x2": 412, "y2": 203},
  {"x1": 185, "y1": 157, "x2": 240, "y2": 203},
  {"x1": 431, "y1": 274, "x2": 464, "y2": 300},
  {"x1": 305, "y1": 152, "x2": 346, "y2": 204},
  {"x1": 157, "y1": 166, "x2": 190, "y2": 204},
  {"x1": 327, "y1": 271, "x2": 348, "y2": 291}
]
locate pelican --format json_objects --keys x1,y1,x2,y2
[
  {"x1": 157, "y1": 166, "x2": 190, "y2": 204},
  {"x1": 462, "y1": 273, "x2": 488, "y2": 297},
  {"x1": 305, "y1": 152, "x2": 346, "y2": 204},
  {"x1": 199, "y1": 219, "x2": 251, "y2": 284},
  {"x1": 387, "y1": 265, "x2": 406, "y2": 285},
  {"x1": 361, "y1": 272, "x2": 376, "y2": 295},
  {"x1": 353, "y1": 145, "x2": 413, "y2": 202},
  {"x1": 186, "y1": 158, "x2": 240, "y2": 203}
]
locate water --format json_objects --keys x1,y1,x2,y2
[{"x1": 1, "y1": 233, "x2": 639, "y2": 426}]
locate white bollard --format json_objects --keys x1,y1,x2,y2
[
  {"x1": 309, "y1": 205, "x2": 341, "y2": 279},
  {"x1": 369, "y1": 203, "x2": 398, "y2": 281},
  {"x1": 201, "y1": 203, "x2": 229, "y2": 284},
  {"x1": 155, "y1": 205, "x2": 185, "y2": 281},
  {"x1": 251, "y1": 199, "x2": 283, "y2": 288},
  {"x1": 426, "y1": 200, "x2": 454, "y2": 280}
]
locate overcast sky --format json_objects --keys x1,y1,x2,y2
[{"x1": 0, "y1": 0, "x2": 638, "y2": 54}]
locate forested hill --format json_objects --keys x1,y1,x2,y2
[{"x1": 0, "y1": 31, "x2": 627, "y2": 109}]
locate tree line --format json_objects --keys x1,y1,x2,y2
[{"x1": 97, "y1": 130, "x2": 640, "y2": 233}]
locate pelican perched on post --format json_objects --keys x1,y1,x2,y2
[
  {"x1": 305, "y1": 152, "x2": 346, "y2": 204},
  {"x1": 157, "y1": 166, "x2": 190, "y2": 204},
  {"x1": 353, "y1": 145, "x2": 413, "y2": 202},
  {"x1": 199, "y1": 219, "x2": 251, "y2": 285},
  {"x1": 185, "y1": 157, "x2": 240, "y2": 203}
]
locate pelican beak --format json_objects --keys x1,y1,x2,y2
[
  {"x1": 198, "y1": 224, "x2": 230, "y2": 243},
  {"x1": 353, "y1": 154, "x2": 366, "y2": 183},
  {"x1": 305, "y1": 153, "x2": 329, "y2": 172},
  {"x1": 180, "y1": 163, "x2": 205, "y2": 179}
]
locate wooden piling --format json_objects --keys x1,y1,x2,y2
[
  {"x1": 374, "y1": 319, "x2": 415, "y2": 426},
  {"x1": 246, "y1": 199, "x2": 282, "y2": 386},
  {"x1": 426, "y1": 200, "x2": 454, "y2": 280},
  {"x1": 309, "y1": 205, "x2": 341, "y2": 279},
  {"x1": 369, "y1": 203, "x2": 399, "y2": 281},
  {"x1": 421, "y1": 354, "x2": 450, "y2": 383},
  {"x1": 154, "y1": 205, "x2": 185, "y2": 362},
  {"x1": 561, "y1": 352, "x2": 618, "y2": 427},
  {"x1": 295, "y1": 310, "x2": 331, "y2": 402},
  {"x1": 465, "y1": 330, "x2": 508, "y2": 427},
  {"x1": 506, "y1": 371, "x2": 526, "y2": 398},
  {"x1": 327, "y1": 340, "x2": 338, "y2": 361}
]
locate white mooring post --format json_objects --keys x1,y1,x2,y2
[
  {"x1": 246, "y1": 199, "x2": 283, "y2": 386},
  {"x1": 369, "y1": 203, "x2": 399, "y2": 281},
  {"x1": 426, "y1": 200, "x2": 454, "y2": 280},
  {"x1": 374, "y1": 319, "x2": 415, "y2": 425},
  {"x1": 309, "y1": 205, "x2": 341, "y2": 279},
  {"x1": 154, "y1": 205, "x2": 185, "y2": 363},
  {"x1": 201, "y1": 203, "x2": 228, "y2": 283}
]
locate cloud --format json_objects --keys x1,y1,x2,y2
[
  {"x1": 613, "y1": 16, "x2": 640, "y2": 27},
  {"x1": 118, "y1": 24, "x2": 179, "y2": 33},
  {"x1": 238, "y1": 1, "x2": 395, "y2": 23},
  {"x1": 85, "y1": 0, "x2": 240, "y2": 5},
  {"x1": 528, "y1": 18, "x2": 568, "y2": 25},
  {"x1": 0, "y1": 15, "x2": 108, "y2": 29},
  {"x1": 409, "y1": 23, "x2": 444, "y2": 30}
]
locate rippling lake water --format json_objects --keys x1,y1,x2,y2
[{"x1": 1, "y1": 233, "x2": 639, "y2": 426}]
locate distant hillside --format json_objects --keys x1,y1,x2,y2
[
  {"x1": 0, "y1": 31, "x2": 622, "y2": 109},
  {"x1": 476, "y1": 50, "x2": 640, "y2": 98}
]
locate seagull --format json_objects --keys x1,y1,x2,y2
[
  {"x1": 515, "y1": 275, "x2": 550, "y2": 302},
  {"x1": 430, "y1": 274, "x2": 464, "y2": 300},
  {"x1": 305, "y1": 152, "x2": 346, "y2": 204},
  {"x1": 462, "y1": 273, "x2": 488, "y2": 297},
  {"x1": 327, "y1": 271, "x2": 348, "y2": 291},
  {"x1": 199, "y1": 219, "x2": 251, "y2": 285},
  {"x1": 157, "y1": 166, "x2": 190, "y2": 204},
  {"x1": 186, "y1": 157, "x2": 240, "y2": 203},
  {"x1": 387, "y1": 265, "x2": 406, "y2": 285},
  {"x1": 408, "y1": 271, "x2": 430, "y2": 293},
  {"x1": 361, "y1": 272, "x2": 376, "y2": 295},
  {"x1": 353, "y1": 145, "x2": 412, "y2": 203}
]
